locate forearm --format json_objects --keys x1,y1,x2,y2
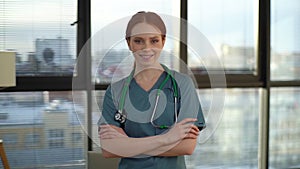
[
  {"x1": 102, "y1": 138, "x2": 197, "y2": 158},
  {"x1": 99, "y1": 119, "x2": 198, "y2": 158},
  {"x1": 158, "y1": 138, "x2": 197, "y2": 156},
  {"x1": 101, "y1": 148, "x2": 122, "y2": 158},
  {"x1": 155, "y1": 125, "x2": 199, "y2": 157},
  {"x1": 143, "y1": 138, "x2": 197, "y2": 157},
  {"x1": 101, "y1": 134, "x2": 167, "y2": 158}
]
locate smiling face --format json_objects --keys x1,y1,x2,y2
[
  {"x1": 127, "y1": 23, "x2": 165, "y2": 68},
  {"x1": 129, "y1": 34, "x2": 165, "y2": 67}
]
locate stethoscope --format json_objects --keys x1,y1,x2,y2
[{"x1": 114, "y1": 65, "x2": 179, "y2": 129}]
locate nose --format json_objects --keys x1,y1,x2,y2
[{"x1": 142, "y1": 41, "x2": 151, "y2": 50}]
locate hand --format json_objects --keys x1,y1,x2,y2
[
  {"x1": 184, "y1": 124, "x2": 199, "y2": 139},
  {"x1": 99, "y1": 125, "x2": 128, "y2": 140},
  {"x1": 162, "y1": 118, "x2": 198, "y2": 145}
]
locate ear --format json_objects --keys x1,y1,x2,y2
[
  {"x1": 162, "y1": 36, "x2": 166, "y2": 47},
  {"x1": 126, "y1": 38, "x2": 132, "y2": 51}
]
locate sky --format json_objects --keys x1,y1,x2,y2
[{"x1": 0, "y1": 0, "x2": 299, "y2": 61}]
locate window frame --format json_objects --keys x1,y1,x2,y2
[{"x1": 1, "y1": 0, "x2": 299, "y2": 168}]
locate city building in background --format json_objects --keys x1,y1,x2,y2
[
  {"x1": 0, "y1": 92, "x2": 86, "y2": 169},
  {"x1": 35, "y1": 37, "x2": 73, "y2": 73},
  {"x1": 14, "y1": 37, "x2": 75, "y2": 76}
]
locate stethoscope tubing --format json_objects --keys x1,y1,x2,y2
[{"x1": 116, "y1": 65, "x2": 178, "y2": 129}]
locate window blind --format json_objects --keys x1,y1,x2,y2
[{"x1": 0, "y1": 0, "x2": 77, "y2": 76}]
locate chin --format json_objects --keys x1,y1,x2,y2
[{"x1": 136, "y1": 59, "x2": 157, "y2": 66}]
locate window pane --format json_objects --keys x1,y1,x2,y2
[
  {"x1": 0, "y1": 91, "x2": 86, "y2": 169},
  {"x1": 269, "y1": 88, "x2": 300, "y2": 168},
  {"x1": 25, "y1": 133, "x2": 41, "y2": 148},
  {"x1": 187, "y1": 89, "x2": 259, "y2": 168},
  {"x1": 188, "y1": 0, "x2": 258, "y2": 74},
  {"x1": 93, "y1": 89, "x2": 260, "y2": 168},
  {"x1": 271, "y1": 0, "x2": 300, "y2": 80},
  {"x1": 91, "y1": 0, "x2": 180, "y2": 84},
  {"x1": 92, "y1": 91, "x2": 105, "y2": 151},
  {"x1": 0, "y1": 0, "x2": 77, "y2": 76}
]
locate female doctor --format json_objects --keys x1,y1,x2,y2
[{"x1": 98, "y1": 11, "x2": 206, "y2": 169}]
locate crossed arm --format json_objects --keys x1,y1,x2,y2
[{"x1": 98, "y1": 118, "x2": 200, "y2": 158}]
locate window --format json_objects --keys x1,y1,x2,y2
[
  {"x1": 0, "y1": 91, "x2": 86, "y2": 168},
  {"x1": 1, "y1": 0, "x2": 299, "y2": 168},
  {"x1": 92, "y1": 91, "x2": 105, "y2": 150},
  {"x1": 91, "y1": 0, "x2": 180, "y2": 84},
  {"x1": 0, "y1": 0, "x2": 77, "y2": 76},
  {"x1": 49, "y1": 129, "x2": 64, "y2": 139},
  {"x1": 49, "y1": 140, "x2": 64, "y2": 149},
  {"x1": 269, "y1": 88, "x2": 300, "y2": 168},
  {"x1": 2, "y1": 133, "x2": 18, "y2": 145},
  {"x1": 25, "y1": 133, "x2": 41, "y2": 147},
  {"x1": 188, "y1": 89, "x2": 259, "y2": 168},
  {"x1": 71, "y1": 132, "x2": 82, "y2": 142},
  {"x1": 271, "y1": 0, "x2": 300, "y2": 80},
  {"x1": 188, "y1": 0, "x2": 258, "y2": 74}
]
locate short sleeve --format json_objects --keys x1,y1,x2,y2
[
  {"x1": 175, "y1": 73, "x2": 206, "y2": 131},
  {"x1": 195, "y1": 104, "x2": 206, "y2": 131},
  {"x1": 97, "y1": 85, "x2": 121, "y2": 128}
]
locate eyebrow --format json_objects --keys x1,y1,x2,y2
[
  {"x1": 150, "y1": 36, "x2": 160, "y2": 39},
  {"x1": 132, "y1": 35, "x2": 161, "y2": 39}
]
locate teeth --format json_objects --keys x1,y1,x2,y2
[{"x1": 141, "y1": 55, "x2": 153, "y2": 59}]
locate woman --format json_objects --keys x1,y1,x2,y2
[{"x1": 98, "y1": 11, "x2": 206, "y2": 169}]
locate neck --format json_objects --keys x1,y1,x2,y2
[{"x1": 134, "y1": 63, "x2": 164, "y2": 81}]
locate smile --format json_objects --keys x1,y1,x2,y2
[{"x1": 140, "y1": 54, "x2": 154, "y2": 59}]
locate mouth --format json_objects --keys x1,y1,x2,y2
[{"x1": 139, "y1": 54, "x2": 154, "y2": 60}]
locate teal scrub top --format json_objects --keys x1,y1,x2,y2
[{"x1": 98, "y1": 69, "x2": 206, "y2": 169}]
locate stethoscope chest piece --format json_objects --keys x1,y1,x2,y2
[{"x1": 115, "y1": 110, "x2": 126, "y2": 124}]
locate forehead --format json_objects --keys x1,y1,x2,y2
[
  {"x1": 131, "y1": 34, "x2": 162, "y2": 39},
  {"x1": 131, "y1": 22, "x2": 162, "y2": 37}
]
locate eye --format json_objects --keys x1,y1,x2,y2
[
  {"x1": 133, "y1": 39, "x2": 143, "y2": 44},
  {"x1": 151, "y1": 39, "x2": 159, "y2": 44}
]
